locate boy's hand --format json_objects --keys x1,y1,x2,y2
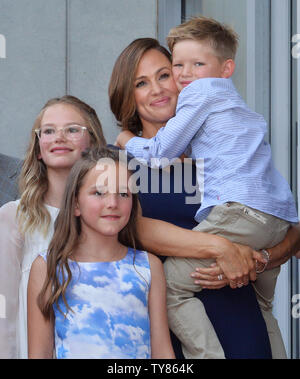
[{"x1": 115, "y1": 130, "x2": 135, "y2": 148}]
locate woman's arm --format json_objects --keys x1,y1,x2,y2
[
  {"x1": 27, "y1": 256, "x2": 54, "y2": 359},
  {"x1": 148, "y1": 253, "x2": 175, "y2": 359},
  {"x1": 137, "y1": 215, "x2": 265, "y2": 288},
  {"x1": 191, "y1": 223, "x2": 300, "y2": 288}
]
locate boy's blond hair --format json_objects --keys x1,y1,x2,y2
[{"x1": 167, "y1": 16, "x2": 239, "y2": 62}]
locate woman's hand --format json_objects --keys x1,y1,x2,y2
[
  {"x1": 191, "y1": 223, "x2": 300, "y2": 289},
  {"x1": 192, "y1": 242, "x2": 267, "y2": 290},
  {"x1": 191, "y1": 263, "x2": 229, "y2": 289},
  {"x1": 213, "y1": 241, "x2": 266, "y2": 288}
]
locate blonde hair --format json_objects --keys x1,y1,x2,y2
[
  {"x1": 167, "y1": 16, "x2": 239, "y2": 61},
  {"x1": 38, "y1": 146, "x2": 141, "y2": 319},
  {"x1": 17, "y1": 96, "x2": 106, "y2": 236},
  {"x1": 109, "y1": 38, "x2": 172, "y2": 135}
]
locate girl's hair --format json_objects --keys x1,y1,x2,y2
[
  {"x1": 109, "y1": 38, "x2": 171, "y2": 135},
  {"x1": 38, "y1": 146, "x2": 140, "y2": 320},
  {"x1": 17, "y1": 95, "x2": 106, "y2": 236}
]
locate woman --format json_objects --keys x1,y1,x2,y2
[
  {"x1": 109, "y1": 38, "x2": 300, "y2": 358},
  {"x1": 0, "y1": 95, "x2": 106, "y2": 358}
]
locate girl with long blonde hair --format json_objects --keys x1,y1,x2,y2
[{"x1": 0, "y1": 95, "x2": 106, "y2": 358}]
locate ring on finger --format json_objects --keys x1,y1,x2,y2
[
  {"x1": 237, "y1": 283, "x2": 243, "y2": 288},
  {"x1": 217, "y1": 274, "x2": 223, "y2": 281}
]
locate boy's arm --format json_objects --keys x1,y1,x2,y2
[
  {"x1": 148, "y1": 253, "x2": 175, "y2": 359},
  {"x1": 125, "y1": 86, "x2": 212, "y2": 164},
  {"x1": 27, "y1": 256, "x2": 54, "y2": 359}
]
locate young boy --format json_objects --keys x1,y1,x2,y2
[{"x1": 117, "y1": 16, "x2": 298, "y2": 358}]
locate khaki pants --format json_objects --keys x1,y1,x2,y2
[{"x1": 164, "y1": 202, "x2": 290, "y2": 359}]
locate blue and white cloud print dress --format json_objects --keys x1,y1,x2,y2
[{"x1": 40, "y1": 248, "x2": 151, "y2": 359}]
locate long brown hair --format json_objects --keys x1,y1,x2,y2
[
  {"x1": 38, "y1": 146, "x2": 140, "y2": 320},
  {"x1": 109, "y1": 38, "x2": 171, "y2": 135},
  {"x1": 17, "y1": 95, "x2": 106, "y2": 236}
]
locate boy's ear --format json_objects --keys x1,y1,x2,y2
[{"x1": 221, "y1": 59, "x2": 235, "y2": 78}]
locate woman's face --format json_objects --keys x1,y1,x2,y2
[
  {"x1": 38, "y1": 103, "x2": 91, "y2": 171},
  {"x1": 134, "y1": 49, "x2": 179, "y2": 131}
]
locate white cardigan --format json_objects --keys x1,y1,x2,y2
[{"x1": 0, "y1": 200, "x2": 59, "y2": 358}]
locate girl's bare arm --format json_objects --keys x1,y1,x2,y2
[
  {"x1": 148, "y1": 253, "x2": 175, "y2": 359},
  {"x1": 27, "y1": 256, "x2": 54, "y2": 359}
]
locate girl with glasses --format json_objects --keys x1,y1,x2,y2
[{"x1": 0, "y1": 96, "x2": 106, "y2": 358}]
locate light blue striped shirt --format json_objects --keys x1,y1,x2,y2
[{"x1": 126, "y1": 78, "x2": 298, "y2": 223}]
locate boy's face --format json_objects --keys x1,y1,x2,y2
[{"x1": 172, "y1": 39, "x2": 230, "y2": 91}]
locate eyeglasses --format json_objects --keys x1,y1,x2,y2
[{"x1": 35, "y1": 125, "x2": 88, "y2": 141}]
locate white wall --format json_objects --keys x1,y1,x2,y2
[
  {"x1": 200, "y1": 0, "x2": 248, "y2": 102},
  {"x1": 0, "y1": 0, "x2": 157, "y2": 158}
]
